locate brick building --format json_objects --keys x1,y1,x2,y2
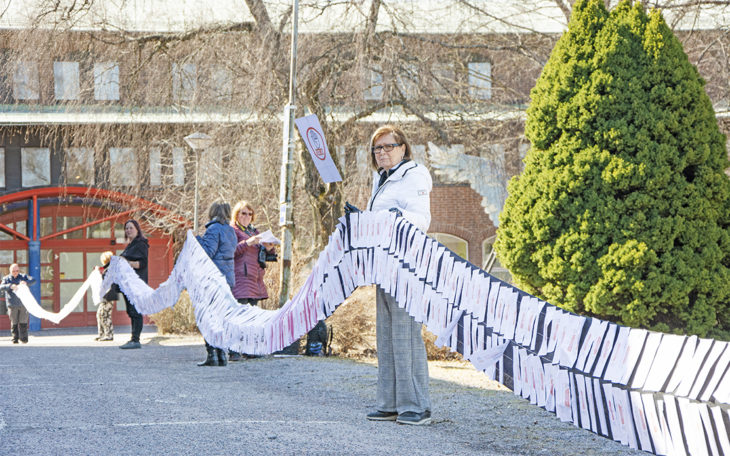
[{"x1": 0, "y1": 0, "x2": 728, "y2": 329}]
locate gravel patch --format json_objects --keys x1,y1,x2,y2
[{"x1": 0, "y1": 329, "x2": 643, "y2": 455}]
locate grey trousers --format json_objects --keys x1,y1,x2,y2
[
  {"x1": 8, "y1": 305, "x2": 29, "y2": 325},
  {"x1": 375, "y1": 286, "x2": 431, "y2": 414},
  {"x1": 8, "y1": 306, "x2": 29, "y2": 342}
]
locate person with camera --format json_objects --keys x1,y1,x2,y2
[{"x1": 229, "y1": 201, "x2": 277, "y2": 360}]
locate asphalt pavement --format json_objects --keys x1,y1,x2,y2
[{"x1": 0, "y1": 326, "x2": 644, "y2": 455}]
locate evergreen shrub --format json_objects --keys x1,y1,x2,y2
[{"x1": 495, "y1": 0, "x2": 730, "y2": 338}]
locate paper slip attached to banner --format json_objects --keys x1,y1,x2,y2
[
  {"x1": 294, "y1": 114, "x2": 342, "y2": 183},
  {"x1": 257, "y1": 230, "x2": 281, "y2": 245}
]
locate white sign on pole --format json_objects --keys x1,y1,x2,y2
[{"x1": 294, "y1": 114, "x2": 342, "y2": 183}]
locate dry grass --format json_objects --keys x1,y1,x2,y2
[
  {"x1": 326, "y1": 286, "x2": 463, "y2": 361},
  {"x1": 149, "y1": 290, "x2": 199, "y2": 335}
]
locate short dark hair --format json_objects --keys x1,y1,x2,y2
[
  {"x1": 209, "y1": 202, "x2": 232, "y2": 224},
  {"x1": 369, "y1": 124, "x2": 412, "y2": 171}
]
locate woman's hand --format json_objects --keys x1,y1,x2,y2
[
  {"x1": 125, "y1": 259, "x2": 140, "y2": 269},
  {"x1": 262, "y1": 242, "x2": 276, "y2": 251},
  {"x1": 246, "y1": 235, "x2": 261, "y2": 246}
]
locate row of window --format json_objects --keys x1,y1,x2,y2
[
  {"x1": 432, "y1": 232, "x2": 510, "y2": 282},
  {"x1": 1, "y1": 142, "x2": 481, "y2": 190},
  {"x1": 364, "y1": 62, "x2": 492, "y2": 101},
  {"x1": 8, "y1": 59, "x2": 492, "y2": 104},
  {"x1": 0, "y1": 146, "x2": 186, "y2": 188}
]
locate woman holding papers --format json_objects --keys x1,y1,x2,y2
[
  {"x1": 365, "y1": 124, "x2": 433, "y2": 426},
  {"x1": 118, "y1": 219, "x2": 149, "y2": 350},
  {"x1": 196, "y1": 202, "x2": 237, "y2": 366},
  {"x1": 229, "y1": 200, "x2": 277, "y2": 360}
]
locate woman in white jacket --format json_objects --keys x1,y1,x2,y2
[{"x1": 365, "y1": 125, "x2": 433, "y2": 426}]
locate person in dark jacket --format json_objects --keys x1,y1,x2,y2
[
  {"x1": 228, "y1": 200, "x2": 276, "y2": 360},
  {"x1": 196, "y1": 201, "x2": 237, "y2": 366},
  {"x1": 95, "y1": 251, "x2": 118, "y2": 342},
  {"x1": 0, "y1": 263, "x2": 36, "y2": 344},
  {"x1": 119, "y1": 219, "x2": 149, "y2": 349}
]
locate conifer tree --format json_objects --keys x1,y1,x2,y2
[{"x1": 495, "y1": 0, "x2": 730, "y2": 338}]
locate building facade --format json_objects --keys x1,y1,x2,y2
[{"x1": 0, "y1": 1, "x2": 728, "y2": 328}]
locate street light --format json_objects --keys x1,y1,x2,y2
[
  {"x1": 184, "y1": 132, "x2": 213, "y2": 233},
  {"x1": 279, "y1": 0, "x2": 299, "y2": 307}
]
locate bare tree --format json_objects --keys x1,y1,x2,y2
[{"x1": 4, "y1": 0, "x2": 730, "y2": 304}]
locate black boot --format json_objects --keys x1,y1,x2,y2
[
  {"x1": 197, "y1": 344, "x2": 218, "y2": 366},
  {"x1": 229, "y1": 351, "x2": 242, "y2": 361},
  {"x1": 11, "y1": 324, "x2": 18, "y2": 343},
  {"x1": 216, "y1": 349, "x2": 227, "y2": 366},
  {"x1": 19, "y1": 323, "x2": 28, "y2": 343}
]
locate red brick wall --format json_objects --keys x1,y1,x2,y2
[{"x1": 429, "y1": 184, "x2": 496, "y2": 267}]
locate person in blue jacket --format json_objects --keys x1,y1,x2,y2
[
  {"x1": 196, "y1": 201, "x2": 237, "y2": 366},
  {"x1": 0, "y1": 264, "x2": 36, "y2": 344}
]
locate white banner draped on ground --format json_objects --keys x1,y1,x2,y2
[
  {"x1": 99, "y1": 210, "x2": 727, "y2": 456},
  {"x1": 13, "y1": 269, "x2": 103, "y2": 324}
]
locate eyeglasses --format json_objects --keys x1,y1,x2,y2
[
  {"x1": 240, "y1": 211, "x2": 253, "y2": 216},
  {"x1": 371, "y1": 143, "x2": 402, "y2": 154}
]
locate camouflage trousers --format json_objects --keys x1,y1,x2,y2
[{"x1": 96, "y1": 300, "x2": 114, "y2": 339}]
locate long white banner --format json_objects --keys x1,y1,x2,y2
[
  {"x1": 14, "y1": 210, "x2": 729, "y2": 456},
  {"x1": 13, "y1": 268, "x2": 103, "y2": 324}
]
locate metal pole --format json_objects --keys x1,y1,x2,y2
[
  {"x1": 193, "y1": 153, "x2": 200, "y2": 233},
  {"x1": 278, "y1": 0, "x2": 299, "y2": 307}
]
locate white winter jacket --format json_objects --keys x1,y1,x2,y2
[{"x1": 368, "y1": 160, "x2": 433, "y2": 232}]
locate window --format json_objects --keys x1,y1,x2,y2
[
  {"x1": 483, "y1": 235, "x2": 511, "y2": 282},
  {"x1": 149, "y1": 147, "x2": 161, "y2": 186},
  {"x1": 363, "y1": 67, "x2": 383, "y2": 101},
  {"x1": 431, "y1": 233, "x2": 468, "y2": 261},
  {"x1": 200, "y1": 147, "x2": 221, "y2": 186},
  {"x1": 94, "y1": 62, "x2": 119, "y2": 101},
  {"x1": 21, "y1": 148, "x2": 50, "y2": 187},
  {"x1": 0, "y1": 148, "x2": 4, "y2": 187},
  {"x1": 211, "y1": 65, "x2": 233, "y2": 101},
  {"x1": 468, "y1": 61, "x2": 492, "y2": 100},
  {"x1": 396, "y1": 63, "x2": 419, "y2": 99},
  {"x1": 65, "y1": 147, "x2": 94, "y2": 185},
  {"x1": 356, "y1": 145, "x2": 369, "y2": 176},
  {"x1": 412, "y1": 144, "x2": 426, "y2": 164},
  {"x1": 432, "y1": 63, "x2": 455, "y2": 98},
  {"x1": 54, "y1": 61, "x2": 80, "y2": 100},
  {"x1": 172, "y1": 147, "x2": 185, "y2": 185},
  {"x1": 109, "y1": 147, "x2": 137, "y2": 186},
  {"x1": 13, "y1": 61, "x2": 39, "y2": 100},
  {"x1": 172, "y1": 62, "x2": 197, "y2": 102}
]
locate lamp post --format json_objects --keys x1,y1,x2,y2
[
  {"x1": 184, "y1": 132, "x2": 213, "y2": 233},
  {"x1": 278, "y1": 0, "x2": 299, "y2": 306}
]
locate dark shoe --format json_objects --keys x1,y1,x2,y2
[
  {"x1": 228, "y1": 351, "x2": 242, "y2": 361},
  {"x1": 198, "y1": 347, "x2": 218, "y2": 366},
  {"x1": 216, "y1": 349, "x2": 227, "y2": 366},
  {"x1": 396, "y1": 411, "x2": 431, "y2": 426},
  {"x1": 20, "y1": 339, "x2": 28, "y2": 344},
  {"x1": 94, "y1": 336, "x2": 102, "y2": 341},
  {"x1": 119, "y1": 341, "x2": 141, "y2": 349},
  {"x1": 12, "y1": 340, "x2": 18, "y2": 344},
  {"x1": 366, "y1": 410, "x2": 398, "y2": 421}
]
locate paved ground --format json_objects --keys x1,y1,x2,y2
[{"x1": 0, "y1": 327, "x2": 644, "y2": 455}]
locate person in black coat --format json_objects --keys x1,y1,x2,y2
[{"x1": 118, "y1": 219, "x2": 149, "y2": 349}]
